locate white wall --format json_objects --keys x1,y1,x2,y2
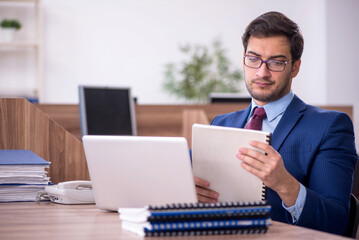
[
  {"x1": 3, "y1": 0, "x2": 358, "y2": 147},
  {"x1": 42, "y1": 0, "x2": 329, "y2": 105},
  {"x1": 326, "y1": 0, "x2": 359, "y2": 148}
]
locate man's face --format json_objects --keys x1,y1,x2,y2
[{"x1": 243, "y1": 35, "x2": 301, "y2": 106}]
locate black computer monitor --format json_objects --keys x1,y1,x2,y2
[
  {"x1": 79, "y1": 86, "x2": 137, "y2": 136},
  {"x1": 209, "y1": 93, "x2": 251, "y2": 103}
]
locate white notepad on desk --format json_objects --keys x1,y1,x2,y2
[{"x1": 192, "y1": 124, "x2": 271, "y2": 202}]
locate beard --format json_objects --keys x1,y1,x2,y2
[{"x1": 245, "y1": 77, "x2": 292, "y2": 103}]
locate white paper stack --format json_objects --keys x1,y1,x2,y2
[{"x1": 0, "y1": 150, "x2": 51, "y2": 202}]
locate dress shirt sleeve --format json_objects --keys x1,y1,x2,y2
[{"x1": 282, "y1": 183, "x2": 307, "y2": 223}]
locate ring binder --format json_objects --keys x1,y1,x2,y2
[{"x1": 0, "y1": 150, "x2": 51, "y2": 202}]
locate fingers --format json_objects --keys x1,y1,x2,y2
[
  {"x1": 236, "y1": 147, "x2": 267, "y2": 171},
  {"x1": 236, "y1": 140, "x2": 280, "y2": 167},
  {"x1": 194, "y1": 176, "x2": 210, "y2": 188},
  {"x1": 240, "y1": 161, "x2": 264, "y2": 178},
  {"x1": 237, "y1": 141, "x2": 291, "y2": 192},
  {"x1": 194, "y1": 176, "x2": 219, "y2": 203},
  {"x1": 249, "y1": 140, "x2": 276, "y2": 156},
  {"x1": 237, "y1": 147, "x2": 266, "y2": 161},
  {"x1": 196, "y1": 186, "x2": 219, "y2": 203}
]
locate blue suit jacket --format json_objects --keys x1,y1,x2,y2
[{"x1": 210, "y1": 95, "x2": 358, "y2": 235}]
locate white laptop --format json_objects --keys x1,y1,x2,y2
[{"x1": 82, "y1": 135, "x2": 197, "y2": 211}]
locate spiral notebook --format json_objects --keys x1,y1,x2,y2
[
  {"x1": 122, "y1": 219, "x2": 270, "y2": 236},
  {"x1": 119, "y1": 201, "x2": 271, "y2": 223},
  {"x1": 192, "y1": 124, "x2": 272, "y2": 202},
  {"x1": 119, "y1": 201, "x2": 271, "y2": 236}
]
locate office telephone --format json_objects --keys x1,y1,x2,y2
[{"x1": 45, "y1": 180, "x2": 95, "y2": 204}]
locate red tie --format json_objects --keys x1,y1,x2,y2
[{"x1": 245, "y1": 107, "x2": 266, "y2": 131}]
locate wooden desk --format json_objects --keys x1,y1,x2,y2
[{"x1": 0, "y1": 202, "x2": 349, "y2": 240}]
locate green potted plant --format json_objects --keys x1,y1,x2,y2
[
  {"x1": 163, "y1": 39, "x2": 243, "y2": 103},
  {"x1": 1, "y1": 19, "x2": 22, "y2": 42}
]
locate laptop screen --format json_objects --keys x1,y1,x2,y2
[
  {"x1": 83, "y1": 135, "x2": 197, "y2": 210},
  {"x1": 79, "y1": 86, "x2": 137, "y2": 136}
]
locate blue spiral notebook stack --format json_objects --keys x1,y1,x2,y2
[{"x1": 119, "y1": 201, "x2": 271, "y2": 237}]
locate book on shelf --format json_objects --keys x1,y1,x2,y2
[
  {"x1": 0, "y1": 150, "x2": 51, "y2": 202},
  {"x1": 192, "y1": 124, "x2": 271, "y2": 202},
  {"x1": 119, "y1": 201, "x2": 271, "y2": 236}
]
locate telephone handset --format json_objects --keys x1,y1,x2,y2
[{"x1": 45, "y1": 180, "x2": 95, "y2": 204}]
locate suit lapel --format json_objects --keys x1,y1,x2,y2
[
  {"x1": 271, "y1": 95, "x2": 307, "y2": 151},
  {"x1": 231, "y1": 104, "x2": 252, "y2": 128}
]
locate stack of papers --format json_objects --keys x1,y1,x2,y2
[{"x1": 0, "y1": 150, "x2": 51, "y2": 202}]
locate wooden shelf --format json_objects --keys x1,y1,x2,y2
[
  {"x1": 0, "y1": 87, "x2": 36, "y2": 97},
  {"x1": 0, "y1": 0, "x2": 43, "y2": 101},
  {"x1": 0, "y1": 0, "x2": 39, "y2": 3},
  {"x1": 0, "y1": 41, "x2": 38, "y2": 48}
]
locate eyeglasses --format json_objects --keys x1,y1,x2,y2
[{"x1": 243, "y1": 55, "x2": 293, "y2": 72}]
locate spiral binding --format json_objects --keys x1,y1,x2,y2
[
  {"x1": 147, "y1": 210, "x2": 271, "y2": 222},
  {"x1": 148, "y1": 201, "x2": 268, "y2": 211},
  {"x1": 144, "y1": 226, "x2": 268, "y2": 236},
  {"x1": 265, "y1": 132, "x2": 272, "y2": 145},
  {"x1": 261, "y1": 132, "x2": 272, "y2": 201}
]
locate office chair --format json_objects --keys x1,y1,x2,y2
[{"x1": 344, "y1": 194, "x2": 359, "y2": 238}]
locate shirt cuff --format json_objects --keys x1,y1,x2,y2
[{"x1": 282, "y1": 183, "x2": 307, "y2": 223}]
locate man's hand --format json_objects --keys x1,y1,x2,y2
[
  {"x1": 194, "y1": 176, "x2": 219, "y2": 203},
  {"x1": 236, "y1": 140, "x2": 300, "y2": 207}
]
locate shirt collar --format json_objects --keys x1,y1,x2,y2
[{"x1": 249, "y1": 91, "x2": 294, "y2": 122}]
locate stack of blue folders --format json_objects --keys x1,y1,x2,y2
[
  {"x1": 0, "y1": 150, "x2": 51, "y2": 202},
  {"x1": 119, "y1": 201, "x2": 271, "y2": 237}
]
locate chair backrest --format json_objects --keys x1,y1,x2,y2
[{"x1": 344, "y1": 194, "x2": 359, "y2": 238}]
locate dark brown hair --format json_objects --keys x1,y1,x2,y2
[{"x1": 242, "y1": 11, "x2": 304, "y2": 61}]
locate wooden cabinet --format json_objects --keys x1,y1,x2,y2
[{"x1": 0, "y1": 0, "x2": 43, "y2": 102}]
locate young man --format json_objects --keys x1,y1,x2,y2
[{"x1": 194, "y1": 11, "x2": 358, "y2": 235}]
